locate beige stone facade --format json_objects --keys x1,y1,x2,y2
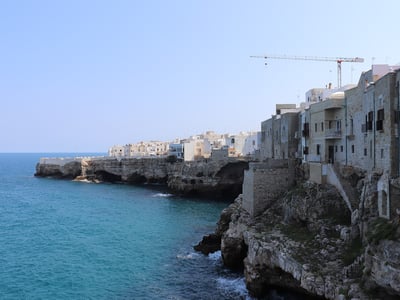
[
  {"x1": 242, "y1": 160, "x2": 296, "y2": 217},
  {"x1": 260, "y1": 105, "x2": 299, "y2": 160},
  {"x1": 343, "y1": 65, "x2": 399, "y2": 176},
  {"x1": 308, "y1": 91, "x2": 345, "y2": 164},
  {"x1": 109, "y1": 141, "x2": 170, "y2": 158},
  {"x1": 257, "y1": 65, "x2": 400, "y2": 220}
]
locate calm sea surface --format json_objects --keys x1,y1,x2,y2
[{"x1": 0, "y1": 153, "x2": 250, "y2": 299}]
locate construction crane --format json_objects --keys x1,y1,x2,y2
[{"x1": 250, "y1": 55, "x2": 364, "y2": 88}]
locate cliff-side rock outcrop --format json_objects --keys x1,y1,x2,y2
[
  {"x1": 199, "y1": 177, "x2": 400, "y2": 300},
  {"x1": 35, "y1": 157, "x2": 249, "y2": 199}
]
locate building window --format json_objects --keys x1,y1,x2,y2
[
  {"x1": 367, "y1": 111, "x2": 373, "y2": 131},
  {"x1": 351, "y1": 145, "x2": 355, "y2": 153},
  {"x1": 321, "y1": 122, "x2": 324, "y2": 131},
  {"x1": 303, "y1": 123, "x2": 310, "y2": 137},
  {"x1": 317, "y1": 144, "x2": 320, "y2": 155},
  {"x1": 381, "y1": 148, "x2": 384, "y2": 158},
  {"x1": 340, "y1": 145, "x2": 343, "y2": 152},
  {"x1": 335, "y1": 145, "x2": 338, "y2": 152},
  {"x1": 377, "y1": 109, "x2": 384, "y2": 131},
  {"x1": 315, "y1": 123, "x2": 318, "y2": 132},
  {"x1": 364, "y1": 148, "x2": 367, "y2": 156}
]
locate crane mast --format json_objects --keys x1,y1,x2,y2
[{"x1": 250, "y1": 55, "x2": 364, "y2": 88}]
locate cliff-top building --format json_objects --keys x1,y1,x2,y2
[
  {"x1": 109, "y1": 130, "x2": 261, "y2": 161},
  {"x1": 256, "y1": 64, "x2": 400, "y2": 220}
]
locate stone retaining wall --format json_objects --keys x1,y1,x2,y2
[{"x1": 242, "y1": 159, "x2": 296, "y2": 216}]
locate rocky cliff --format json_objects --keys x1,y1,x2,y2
[
  {"x1": 196, "y1": 173, "x2": 400, "y2": 299},
  {"x1": 35, "y1": 157, "x2": 249, "y2": 199}
]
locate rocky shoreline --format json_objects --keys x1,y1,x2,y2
[
  {"x1": 195, "y1": 169, "x2": 400, "y2": 300},
  {"x1": 35, "y1": 156, "x2": 400, "y2": 299},
  {"x1": 34, "y1": 156, "x2": 249, "y2": 200}
]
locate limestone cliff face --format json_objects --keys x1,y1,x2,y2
[
  {"x1": 35, "y1": 157, "x2": 249, "y2": 199},
  {"x1": 364, "y1": 240, "x2": 400, "y2": 296},
  {"x1": 209, "y1": 179, "x2": 400, "y2": 300},
  {"x1": 35, "y1": 160, "x2": 82, "y2": 179}
]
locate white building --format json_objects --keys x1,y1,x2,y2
[
  {"x1": 109, "y1": 141, "x2": 170, "y2": 158},
  {"x1": 108, "y1": 145, "x2": 124, "y2": 157},
  {"x1": 225, "y1": 131, "x2": 261, "y2": 157}
]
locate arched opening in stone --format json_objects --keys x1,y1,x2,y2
[
  {"x1": 95, "y1": 170, "x2": 122, "y2": 183},
  {"x1": 127, "y1": 173, "x2": 147, "y2": 184}
]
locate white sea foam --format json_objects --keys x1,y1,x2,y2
[
  {"x1": 216, "y1": 276, "x2": 253, "y2": 299},
  {"x1": 208, "y1": 250, "x2": 221, "y2": 261},
  {"x1": 176, "y1": 252, "x2": 200, "y2": 260},
  {"x1": 73, "y1": 178, "x2": 94, "y2": 184},
  {"x1": 152, "y1": 193, "x2": 173, "y2": 198}
]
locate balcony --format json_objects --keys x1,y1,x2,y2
[{"x1": 325, "y1": 129, "x2": 342, "y2": 139}]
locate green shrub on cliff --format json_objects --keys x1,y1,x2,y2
[{"x1": 366, "y1": 218, "x2": 398, "y2": 245}]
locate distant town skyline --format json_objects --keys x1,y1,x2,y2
[{"x1": 1, "y1": 0, "x2": 399, "y2": 152}]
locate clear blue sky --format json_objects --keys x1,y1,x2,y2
[{"x1": 1, "y1": 0, "x2": 399, "y2": 152}]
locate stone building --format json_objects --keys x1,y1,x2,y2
[
  {"x1": 109, "y1": 141, "x2": 170, "y2": 158},
  {"x1": 260, "y1": 104, "x2": 299, "y2": 160},
  {"x1": 168, "y1": 143, "x2": 184, "y2": 159},
  {"x1": 256, "y1": 65, "x2": 400, "y2": 220},
  {"x1": 242, "y1": 160, "x2": 296, "y2": 216},
  {"x1": 345, "y1": 65, "x2": 399, "y2": 176},
  {"x1": 225, "y1": 131, "x2": 260, "y2": 157},
  {"x1": 307, "y1": 91, "x2": 345, "y2": 164},
  {"x1": 108, "y1": 145, "x2": 124, "y2": 157}
]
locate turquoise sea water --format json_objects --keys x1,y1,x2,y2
[{"x1": 0, "y1": 153, "x2": 249, "y2": 299}]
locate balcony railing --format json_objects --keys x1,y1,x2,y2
[{"x1": 325, "y1": 129, "x2": 342, "y2": 139}]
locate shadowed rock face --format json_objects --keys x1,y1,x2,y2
[
  {"x1": 215, "y1": 161, "x2": 248, "y2": 199},
  {"x1": 126, "y1": 173, "x2": 148, "y2": 184},
  {"x1": 94, "y1": 170, "x2": 122, "y2": 183},
  {"x1": 167, "y1": 160, "x2": 249, "y2": 200}
]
